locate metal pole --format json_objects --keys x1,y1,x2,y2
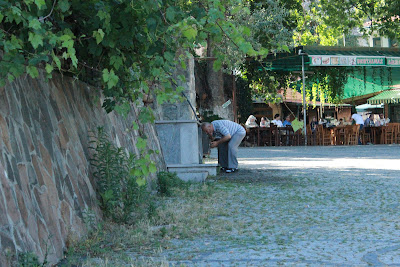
[{"x1": 302, "y1": 53, "x2": 307, "y2": 146}]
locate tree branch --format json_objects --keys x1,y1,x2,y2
[{"x1": 39, "y1": 0, "x2": 58, "y2": 22}]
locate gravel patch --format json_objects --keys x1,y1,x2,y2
[{"x1": 158, "y1": 145, "x2": 400, "y2": 266}]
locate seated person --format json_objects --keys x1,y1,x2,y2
[
  {"x1": 245, "y1": 115, "x2": 258, "y2": 128},
  {"x1": 310, "y1": 116, "x2": 318, "y2": 132},
  {"x1": 259, "y1": 117, "x2": 270, "y2": 127},
  {"x1": 271, "y1": 114, "x2": 283, "y2": 127},
  {"x1": 319, "y1": 114, "x2": 327, "y2": 125},
  {"x1": 375, "y1": 113, "x2": 390, "y2": 126},
  {"x1": 282, "y1": 115, "x2": 291, "y2": 127},
  {"x1": 364, "y1": 114, "x2": 374, "y2": 126}
]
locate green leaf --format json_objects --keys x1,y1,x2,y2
[
  {"x1": 136, "y1": 137, "x2": 147, "y2": 150},
  {"x1": 166, "y1": 6, "x2": 176, "y2": 22},
  {"x1": 242, "y1": 26, "x2": 251, "y2": 36},
  {"x1": 149, "y1": 162, "x2": 157, "y2": 173},
  {"x1": 28, "y1": 19, "x2": 41, "y2": 30},
  {"x1": 62, "y1": 39, "x2": 74, "y2": 49},
  {"x1": 282, "y1": 45, "x2": 290, "y2": 53},
  {"x1": 291, "y1": 118, "x2": 303, "y2": 133},
  {"x1": 213, "y1": 59, "x2": 222, "y2": 71},
  {"x1": 28, "y1": 55, "x2": 49, "y2": 65},
  {"x1": 239, "y1": 42, "x2": 252, "y2": 54},
  {"x1": 28, "y1": 32, "x2": 43, "y2": 49},
  {"x1": 114, "y1": 101, "x2": 130, "y2": 118},
  {"x1": 182, "y1": 26, "x2": 197, "y2": 40},
  {"x1": 0, "y1": 14, "x2": 4, "y2": 23},
  {"x1": 7, "y1": 74, "x2": 15, "y2": 83},
  {"x1": 136, "y1": 177, "x2": 146, "y2": 187},
  {"x1": 45, "y1": 64, "x2": 53, "y2": 74},
  {"x1": 132, "y1": 121, "x2": 139, "y2": 131},
  {"x1": 110, "y1": 56, "x2": 123, "y2": 70},
  {"x1": 52, "y1": 54, "x2": 61, "y2": 70},
  {"x1": 34, "y1": 0, "x2": 46, "y2": 9},
  {"x1": 141, "y1": 165, "x2": 149, "y2": 176},
  {"x1": 58, "y1": 0, "x2": 70, "y2": 12},
  {"x1": 26, "y1": 65, "x2": 39, "y2": 78},
  {"x1": 93, "y1": 29, "x2": 105, "y2": 44},
  {"x1": 102, "y1": 69, "x2": 119, "y2": 89}
]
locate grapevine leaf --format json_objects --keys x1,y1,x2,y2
[
  {"x1": 45, "y1": 64, "x2": 53, "y2": 74},
  {"x1": 28, "y1": 32, "x2": 43, "y2": 49},
  {"x1": 26, "y1": 65, "x2": 39, "y2": 78}
]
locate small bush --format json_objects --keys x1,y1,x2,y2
[
  {"x1": 17, "y1": 252, "x2": 47, "y2": 267},
  {"x1": 89, "y1": 127, "x2": 151, "y2": 224},
  {"x1": 156, "y1": 172, "x2": 187, "y2": 196}
]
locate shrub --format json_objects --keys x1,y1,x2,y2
[
  {"x1": 156, "y1": 171, "x2": 187, "y2": 197},
  {"x1": 89, "y1": 127, "x2": 151, "y2": 223},
  {"x1": 17, "y1": 252, "x2": 47, "y2": 267}
]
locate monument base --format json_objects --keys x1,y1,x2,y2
[{"x1": 167, "y1": 163, "x2": 218, "y2": 182}]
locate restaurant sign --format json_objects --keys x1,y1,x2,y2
[
  {"x1": 386, "y1": 57, "x2": 400, "y2": 67},
  {"x1": 310, "y1": 55, "x2": 386, "y2": 67}
]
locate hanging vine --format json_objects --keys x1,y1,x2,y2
[
  {"x1": 363, "y1": 66, "x2": 367, "y2": 92},
  {"x1": 305, "y1": 66, "x2": 350, "y2": 104},
  {"x1": 379, "y1": 66, "x2": 385, "y2": 88},
  {"x1": 371, "y1": 67, "x2": 377, "y2": 92},
  {"x1": 388, "y1": 67, "x2": 393, "y2": 88}
]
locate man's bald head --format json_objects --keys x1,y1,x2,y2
[{"x1": 201, "y1": 122, "x2": 214, "y2": 136}]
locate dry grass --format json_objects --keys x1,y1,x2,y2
[{"x1": 63, "y1": 182, "x2": 231, "y2": 266}]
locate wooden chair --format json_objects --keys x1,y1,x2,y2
[
  {"x1": 265, "y1": 124, "x2": 279, "y2": 146},
  {"x1": 382, "y1": 123, "x2": 397, "y2": 144},
  {"x1": 334, "y1": 127, "x2": 346, "y2": 145},
  {"x1": 259, "y1": 127, "x2": 273, "y2": 146},
  {"x1": 279, "y1": 127, "x2": 293, "y2": 146},
  {"x1": 359, "y1": 127, "x2": 371, "y2": 145},
  {"x1": 244, "y1": 127, "x2": 258, "y2": 147},
  {"x1": 345, "y1": 125, "x2": 359, "y2": 145},
  {"x1": 306, "y1": 125, "x2": 316, "y2": 146},
  {"x1": 394, "y1": 123, "x2": 400, "y2": 144},
  {"x1": 317, "y1": 125, "x2": 332, "y2": 146}
]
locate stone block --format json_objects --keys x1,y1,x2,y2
[
  {"x1": 1, "y1": 176, "x2": 20, "y2": 224},
  {"x1": 167, "y1": 163, "x2": 218, "y2": 182},
  {"x1": 15, "y1": 188, "x2": 29, "y2": 227},
  {"x1": 38, "y1": 142, "x2": 53, "y2": 176},
  {"x1": 155, "y1": 120, "x2": 201, "y2": 165},
  {"x1": 0, "y1": 231, "x2": 16, "y2": 255},
  {"x1": 0, "y1": 114, "x2": 12, "y2": 152},
  {"x1": 31, "y1": 155, "x2": 44, "y2": 187}
]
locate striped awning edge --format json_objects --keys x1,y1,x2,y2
[{"x1": 367, "y1": 90, "x2": 400, "y2": 104}]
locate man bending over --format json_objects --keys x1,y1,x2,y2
[{"x1": 201, "y1": 120, "x2": 246, "y2": 173}]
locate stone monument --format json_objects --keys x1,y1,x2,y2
[{"x1": 155, "y1": 56, "x2": 217, "y2": 181}]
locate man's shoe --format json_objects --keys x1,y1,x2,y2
[
  {"x1": 220, "y1": 167, "x2": 227, "y2": 172},
  {"x1": 225, "y1": 168, "x2": 238, "y2": 173}
]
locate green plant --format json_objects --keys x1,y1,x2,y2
[
  {"x1": 89, "y1": 127, "x2": 150, "y2": 223},
  {"x1": 17, "y1": 252, "x2": 47, "y2": 267},
  {"x1": 156, "y1": 171, "x2": 187, "y2": 197},
  {"x1": 201, "y1": 110, "x2": 223, "y2": 123}
]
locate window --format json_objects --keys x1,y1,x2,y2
[{"x1": 373, "y1": 37, "x2": 381, "y2": 47}]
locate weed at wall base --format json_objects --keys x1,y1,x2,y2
[{"x1": 89, "y1": 127, "x2": 151, "y2": 224}]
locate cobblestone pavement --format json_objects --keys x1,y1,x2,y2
[{"x1": 161, "y1": 145, "x2": 400, "y2": 266}]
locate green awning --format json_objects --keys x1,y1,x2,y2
[{"x1": 367, "y1": 90, "x2": 400, "y2": 104}]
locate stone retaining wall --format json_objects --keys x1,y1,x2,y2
[{"x1": 0, "y1": 71, "x2": 165, "y2": 265}]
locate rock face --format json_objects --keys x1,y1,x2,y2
[{"x1": 0, "y1": 71, "x2": 165, "y2": 265}]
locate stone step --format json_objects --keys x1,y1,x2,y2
[{"x1": 167, "y1": 163, "x2": 218, "y2": 182}]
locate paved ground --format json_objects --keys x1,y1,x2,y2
[{"x1": 161, "y1": 145, "x2": 400, "y2": 266}]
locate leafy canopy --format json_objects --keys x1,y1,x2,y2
[{"x1": 0, "y1": 0, "x2": 290, "y2": 112}]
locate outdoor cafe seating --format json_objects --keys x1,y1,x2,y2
[{"x1": 243, "y1": 122, "x2": 400, "y2": 146}]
